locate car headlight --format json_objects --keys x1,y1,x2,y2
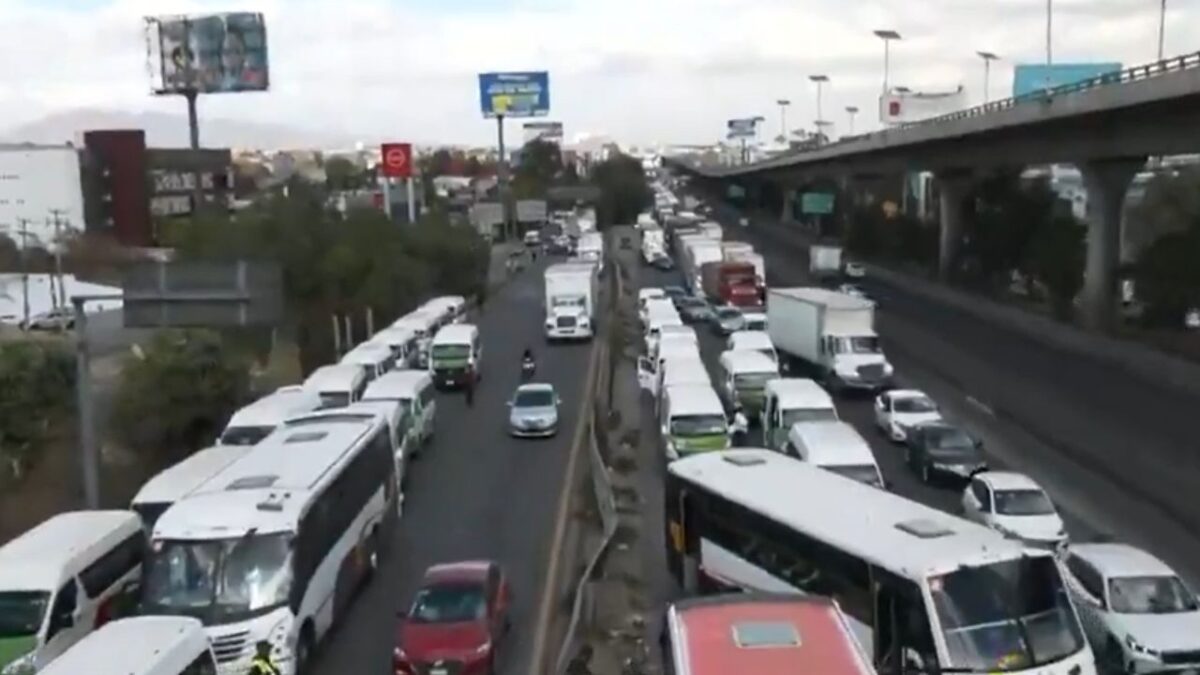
[
  {"x1": 882, "y1": 362, "x2": 894, "y2": 375},
  {"x1": 475, "y1": 640, "x2": 492, "y2": 655},
  {"x1": 2, "y1": 650, "x2": 36, "y2": 675},
  {"x1": 1126, "y1": 634, "x2": 1160, "y2": 657}
]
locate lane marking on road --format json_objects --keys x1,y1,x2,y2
[
  {"x1": 965, "y1": 395, "x2": 995, "y2": 417},
  {"x1": 528, "y1": 336, "x2": 602, "y2": 675}
]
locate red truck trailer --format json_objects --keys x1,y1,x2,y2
[{"x1": 701, "y1": 261, "x2": 759, "y2": 307}]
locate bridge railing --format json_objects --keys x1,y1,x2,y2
[{"x1": 682, "y1": 50, "x2": 1200, "y2": 173}]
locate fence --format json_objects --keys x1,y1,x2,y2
[{"x1": 554, "y1": 236, "x2": 623, "y2": 674}]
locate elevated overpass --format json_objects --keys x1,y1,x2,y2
[{"x1": 670, "y1": 51, "x2": 1200, "y2": 330}]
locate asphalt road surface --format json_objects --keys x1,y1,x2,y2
[
  {"x1": 674, "y1": 199, "x2": 1200, "y2": 585},
  {"x1": 312, "y1": 257, "x2": 595, "y2": 675}
]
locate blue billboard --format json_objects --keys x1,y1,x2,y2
[
  {"x1": 1012, "y1": 63, "x2": 1122, "y2": 98},
  {"x1": 478, "y1": 71, "x2": 550, "y2": 119}
]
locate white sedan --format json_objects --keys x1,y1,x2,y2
[
  {"x1": 960, "y1": 471, "x2": 1067, "y2": 548},
  {"x1": 873, "y1": 389, "x2": 941, "y2": 442},
  {"x1": 1062, "y1": 542, "x2": 1200, "y2": 674}
]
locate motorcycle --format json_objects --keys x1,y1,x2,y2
[{"x1": 521, "y1": 357, "x2": 536, "y2": 381}]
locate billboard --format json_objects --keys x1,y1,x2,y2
[
  {"x1": 146, "y1": 12, "x2": 269, "y2": 94},
  {"x1": 379, "y1": 143, "x2": 413, "y2": 179},
  {"x1": 879, "y1": 86, "x2": 968, "y2": 124},
  {"x1": 478, "y1": 72, "x2": 550, "y2": 118},
  {"x1": 524, "y1": 121, "x2": 564, "y2": 144},
  {"x1": 726, "y1": 118, "x2": 757, "y2": 139},
  {"x1": 1012, "y1": 63, "x2": 1122, "y2": 98}
]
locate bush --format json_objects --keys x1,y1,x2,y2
[
  {"x1": 1134, "y1": 227, "x2": 1200, "y2": 327},
  {"x1": 0, "y1": 343, "x2": 75, "y2": 480},
  {"x1": 110, "y1": 330, "x2": 251, "y2": 465}
]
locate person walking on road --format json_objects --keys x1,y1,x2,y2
[
  {"x1": 730, "y1": 405, "x2": 749, "y2": 447},
  {"x1": 464, "y1": 367, "x2": 477, "y2": 407}
]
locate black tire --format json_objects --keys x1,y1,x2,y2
[{"x1": 294, "y1": 626, "x2": 315, "y2": 675}]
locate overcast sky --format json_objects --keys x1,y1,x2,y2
[{"x1": 0, "y1": 0, "x2": 1191, "y2": 147}]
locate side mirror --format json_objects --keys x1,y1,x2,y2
[{"x1": 902, "y1": 648, "x2": 926, "y2": 673}]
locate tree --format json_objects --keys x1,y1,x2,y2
[
  {"x1": 1133, "y1": 226, "x2": 1200, "y2": 327},
  {"x1": 1129, "y1": 166, "x2": 1200, "y2": 246},
  {"x1": 110, "y1": 330, "x2": 251, "y2": 464},
  {"x1": 0, "y1": 343, "x2": 74, "y2": 480},
  {"x1": 325, "y1": 156, "x2": 367, "y2": 191},
  {"x1": 1027, "y1": 215, "x2": 1086, "y2": 319},
  {"x1": 512, "y1": 140, "x2": 563, "y2": 198},
  {"x1": 959, "y1": 171, "x2": 1057, "y2": 290},
  {"x1": 590, "y1": 153, "x2": 652, "y2": 227}
]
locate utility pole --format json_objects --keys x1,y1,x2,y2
[
  {"x1": 17, "y1": 218, "x2": 30, "y2": 327},
  {"x1": 48, "y1": 209, "x2": 68, "y2": 311},
  {"x1": 1158, "y1": 0, "x2": 1167, "y2": 61}
]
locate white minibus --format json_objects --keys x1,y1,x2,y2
[
  {"x1": 38, "y1": 616, "x2": 217, "y2": 675},
  {"x1": 131, "y1": 445, "x2": 251, "y2": 527},
  {"x1": 659, "y1": 384, "x2": 730, "y2": 460},
  {"x1": 362, "y1": 370, "x2": 437, "y2": 450},
  {"x1": 0, "y1": 511, "x2": 144, "y2": 674},
  {"x1": 219, "y1": 385, "x2": 324, "y2": 447},
  {"x1": 429, "y1": 324, "x2": 482, "y2": 389},
  {"x1": 303, "y1": 364, "x2": 368, "y2": 409},
  {"x1": 340, "y1": 341, "x2": 395, "y2": 382}
]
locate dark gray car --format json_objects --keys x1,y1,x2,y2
[
  {"x1": 677, "y1": 297, "x2": 714, "y2": 323},
  {"x1": 905, "y1": 421, "x2": 987, "y2": 483}
]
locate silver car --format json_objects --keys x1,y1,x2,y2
[{"x1": 508, "y1": 383, "x2": 561, "y2": 438}]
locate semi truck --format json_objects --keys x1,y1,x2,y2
[
  {"x1": 544, "y1": 262, "x2": 598, "y2": 341},
  {"x1": 809, "y1": 244, "x2": 843, "y2": 282},
  {"x1": 766, "y1": 287, "x2": 893, "y2": 394},
  {"x1": 701, "y1": 261, "x2": 760, "y2": 307}
]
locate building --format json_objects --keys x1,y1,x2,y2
[
  {"x1": 81, "y1": 130, "x2": 232, "y2": 247},
  {"x1": 0, "y1": 144, "x2": 86, "y2": 249}
]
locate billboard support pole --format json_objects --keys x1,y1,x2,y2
[
  {"x1": 496, "y1": 114, "x2": 510, "y2": 240},
  {"x1": 184, "y1": 89, "x2": 205, "y2": 214},
  {"x1": 382, "y1": 177, "x2": 393, "y2": 221},
  {"x1": 406, "y1": 178, "x2": 416, "y2": 224}
]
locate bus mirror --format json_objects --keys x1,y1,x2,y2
[{"x1": 902, "y1": 648, "x2": 925, "y2": 673}]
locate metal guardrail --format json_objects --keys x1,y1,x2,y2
[{"x1": 677, "y1": 50, "x2": 1200, "y2": 173}]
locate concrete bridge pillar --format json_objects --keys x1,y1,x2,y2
[
  {"x1": 781, "y1": 188, "x2": 798, "y2": 222},
  {"x1": 935, "y1": 171, "x2": 973, "y2": 281},
  {"x1": 1078, "y1": 158, "x2": 1144, "y2": 331}
]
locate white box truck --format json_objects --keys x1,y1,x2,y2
[
  {"x1": 766, "y1": 287, "x2": 893, "y2": 393},
  {"x1": 577, "y1": 231, "x2": 604, "y2": 271},
  {"x1": 809, "y1": 244, "x2": 843, "y2": 281},
  {"x1": 544, "y1": 262, "x2": 598, "y2": 341},
  {"x1": 642, "y1": 226, "x2": 665, "y2": 263},
  {"x1": 682, "y1": 238, "x2": 723, "y2": 295}
]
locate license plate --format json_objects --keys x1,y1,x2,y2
[{"x1": 431, "y1": 669, "x2": 448, "y2": 675}]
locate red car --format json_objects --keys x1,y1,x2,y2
[{"x1": 394, "y1": 560, "x2": 511, "y2": 675}]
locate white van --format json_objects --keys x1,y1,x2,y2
[
  {"x1": 131, "y1": 445, "x2": 251, "y2": 527},
  {"x1": 637, "y1": 288, "x2": 666, "y2": 318},
  {"x1": 422, "y1": 295, "x2": 467, "y2": 326},
  {"x1": 645, "y1": 312, "x2": 684, "y2": 356},
  {"x1": 783, "y1": 420, "x2": 885, "y2": 488},
  {"x1": 429, "y1": 324, "x2": 482, "y2": 388},
  {"x1": 638, "y1": 343, "x2": 703, "y2": 396},
  {"x1": 640, "y1": 296, "x2": 674, "y2": 326},
  {"x1": 362, "y1": 369, "x2": 437, "y2": 450},
  {"x1": 38, "y1": 616, "x2": 216, "y2": 675},
  {"x1": 394, "y1": 310, "x2": 441, "y2": 368},
  {"x1": 340, "y1": 341, "x2": 396, "y2": 381},
  {"x1": 760, "y1": 378, "x2": 839, "y2": 451},
  {"x1": 219, "y1": 385, "x2": 324, "y2": 446},
  {"x1": 0, "y1": 511, "x2": 144, "y2": 674},
  {"x1": 726, "y1": 330, "x2": 778, "y2": 365},
  {"x1": 716, "y1": 350, "x2": 780, "y2": 420},
  {"x1": 304, "y1": 363, "x2": 369, "y2": 409},
  {"x1": 370, "y1": 325, "x2": 420, "y2": 369},
  {"x1": 285, "y1": 404, "x2": 410, "y2": 505},
  {"x1": 659, "y1": 384, "x2": 731, "y2": 460},
  {"x1": 657, "y1": 355, "x2": 711, "y2": 403}
]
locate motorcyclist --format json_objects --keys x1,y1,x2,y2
[{"x1": 521, "y1": 348, "x2": 536, "y2": 379}]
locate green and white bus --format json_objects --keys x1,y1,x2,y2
[{"x1": 665, "y1": 449, "x2": 1097, "y2": 675}]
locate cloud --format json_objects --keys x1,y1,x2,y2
[{"x1": 0, "y1": 0, "x2": 1192, "y2": 147}]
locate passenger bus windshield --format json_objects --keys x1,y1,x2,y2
[
  {"x1": 143, "y1": 535, "x2": 293, "y2": 624},
  {"x1": 1108, "y1": 575, "x2": 1199, "y2": 614},
  {"x1": 0, "y1": 591, "x2": 48, "y2": 637},
  {"x1": 930, "y1": 556, "x2": 1085, "y2": 671},
  {"x1": 431, "y1": 344, "x2": 471, "y2": 360},
  {"x1": 220, "y1": 426, "x2": 274, "y2": 446},
  {"x1": 994, "y1": 490, "x2": 1056, "y2": 516},
  {"x1": 670, "y1": 414, "x2": 727, "y2": 437},
  {"x1": 781, "y1": 407, "x2": 837, "y2": 426}
]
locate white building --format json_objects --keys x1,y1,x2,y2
[{"x1": 0, "y1": 144, "x2": 85, "y2": 249}]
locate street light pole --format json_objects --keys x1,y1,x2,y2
[
  {"x1": 845, "y1": 106, "x2": 859, "y2": 134},
  {"x1": 1046, "y1": 0, "x2": 1053, "y2": 66},
  {"x1": 776, "y1": 99, "x2": 791, "y2": 141},
  {"x1": 977, "y1": 51, "x2": 999, "y2": 104},
  {"x1": 873, "y1": 29, "x2": 902, "y2": 93},
  {"x1": 809, "y1": 74, "x2": 829, "y2": 142},
  {"x1": 1158, "y1": 0, "x2": 1167, "y2": 61}
]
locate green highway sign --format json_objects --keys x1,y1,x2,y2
[{"x1": 801, "y1": 192, "x2": 835, "y2": 215}]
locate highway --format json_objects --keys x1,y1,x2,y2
[
  {"x1": 641, "y1": 198, "x2": 1200, "y2": 586},
  {"x1": 312, "y1": 257, "x2": 594, "y2": 675}
]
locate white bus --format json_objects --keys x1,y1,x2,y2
[
  {"x1": 38, "y1": 616, "x2": 217, "y2": 675},
  {"x1": 142, "y1": 415, "x2": 396, "y2": 675},
  {"x1": 132, "y1": 445, "x2": 252, "y2": 527},
  {"x1": 665, "y1": 450, "x2": 1096, "y2": 675}
]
